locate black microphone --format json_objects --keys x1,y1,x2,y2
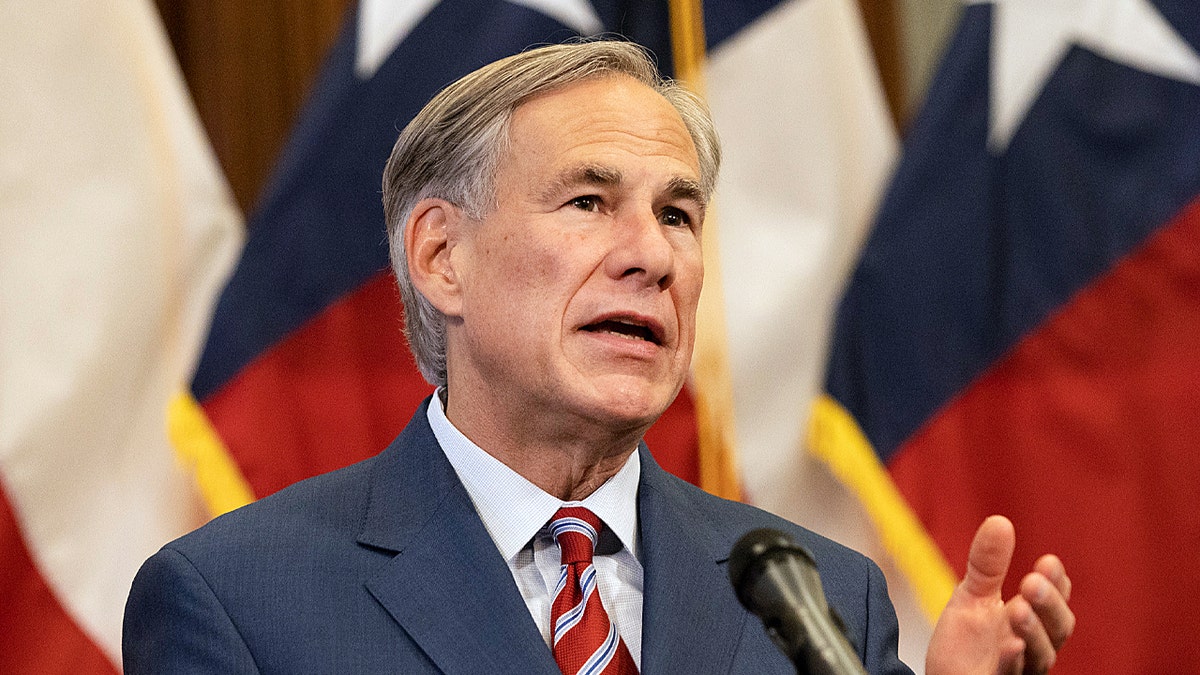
[{"x1": 729, "y1": 528, "x2": 868, "y2": 675}]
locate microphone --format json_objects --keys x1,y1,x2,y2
[{"x1": 729, "y1": 528, "x2": 868, "y2": 675}]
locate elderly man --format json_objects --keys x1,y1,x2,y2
[{"x1": 124, "y1": 40, "x2": 1073, "y2": 674}]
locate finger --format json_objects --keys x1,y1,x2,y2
[
  {"x1": 1033, "y1": 554, "x2": 1071, "y2": 602},
  {"x1": 1020, "y1": 571, "x2": 1076, "y2": 650},
  {"x1": 962, "y1": 515, "x2": 1016, "y2": 599},
  {"x1": 1006, "y1": 595, "x2": 1056, "y2": 674}
]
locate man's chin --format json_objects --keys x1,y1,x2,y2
[{"x1": 581, "y1": 380, "x2": 681, "y2": 432}]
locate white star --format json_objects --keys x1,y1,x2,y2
[
  {"x1": 355, "y1": 0, "x2": 441, "y2": 79},
  {"x1": 355, "y1": 0, "x2": 602, "y2": 80},
  {"x1": 983, "y1": 0, "x2": 1200, "y2": 151}
]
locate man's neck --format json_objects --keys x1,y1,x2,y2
[{"x1": 441, "y1": 388, "x2": 644, "y2": 501}]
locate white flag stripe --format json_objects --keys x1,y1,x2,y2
[
  {"x1": 705, "y1": 0, "x2": 931, "y2": 669},
  {"x1": 0, "y1": 0, "x2": 242, "y2": 661}
]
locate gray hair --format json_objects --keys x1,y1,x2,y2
[{"x1": 382, "y1": 40, "x2": 721, "y2": 386}]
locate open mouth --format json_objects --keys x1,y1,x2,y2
[{"x1": 581, "y1": 318, "x2": 663, "y2": 345}]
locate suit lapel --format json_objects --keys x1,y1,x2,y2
[
  {"x1": 357, "y1": 402, "x2": 559, "y2": 675},
  {"x1": 637, "y1": 447, "x2": 750, "y2": 674}
]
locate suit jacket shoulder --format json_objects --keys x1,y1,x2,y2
[
  {"x1": 124, "y1": 400, "x2": 558, "y2": 674},
  {"x1": 636, "y1": 449, "x2": 913, "y2": 675}
]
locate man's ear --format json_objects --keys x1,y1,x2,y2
[{"x1": 405, "y1": 197, "x2": 467, "y2": 317}]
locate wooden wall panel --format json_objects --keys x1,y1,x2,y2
[
  {"x1": 155, "y1": 1, "x2": 353, "y2": 213},
  {"x1": 857, "y1": 0, "x2": 908, "y2": 130}
]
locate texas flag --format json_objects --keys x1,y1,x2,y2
[{"x1": 814, "y1": 1, "x2": 1200, "y2": 672}]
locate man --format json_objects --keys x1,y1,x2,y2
[{"x1": 124, "y1": 41, "x2": 1073, "y2": 673}]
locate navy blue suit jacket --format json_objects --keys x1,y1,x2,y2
[{"x1": 124, "y1": 399, "x2": 912, "y2": 673}]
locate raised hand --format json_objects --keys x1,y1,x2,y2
[{"x1": 926, "y1": 516, "x2": 1074, "y2": 675}]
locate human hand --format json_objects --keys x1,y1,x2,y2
[{"x1": 926, "y1": 515, "x2": 1074, "y2": 674}]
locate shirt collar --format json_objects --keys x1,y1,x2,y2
[{"x1": 427, "y1": 390, "x2": 640, "y2": 561}]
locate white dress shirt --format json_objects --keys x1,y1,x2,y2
[{"x1": 427, "y1": 392, "x2": 644, "y2": 667}]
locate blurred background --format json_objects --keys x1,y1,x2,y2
[
  {"x1": 152, "y1": 0, "x2": 957, "y2": 214},
  {"x1": 4, "y1": 1, "x2": 1198, "y2": 673}
]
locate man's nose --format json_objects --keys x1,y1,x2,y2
[{"x1": 604, "y1": 207, "x2": 676, "y2": 290}]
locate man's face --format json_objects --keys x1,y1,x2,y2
[{"x1": 446, "y1": 75, "x2": 705, "y2": 435}]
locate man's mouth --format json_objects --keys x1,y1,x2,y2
[{"x1": 581, "y1": 317, "x2": 664, "y2": 346}]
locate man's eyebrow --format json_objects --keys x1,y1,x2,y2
[
  {"x1": 664, "y1": 176, "x2": 707, "y2": 205},
  {"x1": 538, "y1": 164, "x2": 623, "y2": 202},
  {"x1": 536, "y1": 165, "x2": 707, "y2": 206}
]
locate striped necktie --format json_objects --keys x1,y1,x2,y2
[{"x1": 548, "y1": 507, "x2": 638, "y2": 675}]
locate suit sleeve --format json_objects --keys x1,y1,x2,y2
[
  {"x1": 123, "y1": 547, "x2": 260, "y2": 674},
  {"x1": 859, "y1": 558, "x2": 915, "y2": 675}
]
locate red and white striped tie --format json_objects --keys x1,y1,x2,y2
[{"x1": 548, "y1": 507, "x2": 638, "y2": 675}]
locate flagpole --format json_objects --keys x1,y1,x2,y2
[
  {"x1": 668, "y1": 0, "x2": 742, "y2": 501},
  {"x1": 668, "y1": 0, "x2": 707, "y2": 94}
]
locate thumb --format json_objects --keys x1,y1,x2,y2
[{"x1": 961, "y1": 515, "x2": 1015, "y2": 599}]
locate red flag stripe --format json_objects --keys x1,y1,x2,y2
[
  {"x1": 202, "y1": 273, "x2": 431, "y2": 498},
  {"x1": 0, "y1": 483, "x2": 118, "y2": 675},
  {"x1": 890, "y1": 196, "x2": 1200, "y2": 674}
]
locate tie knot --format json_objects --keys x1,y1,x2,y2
[{"x1": 549, "y1": 506, "x2": 601, "y2": 565}]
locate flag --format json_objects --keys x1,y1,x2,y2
[
  {"x1": 701, "y1": 0, "x2": 940, "y2": 666},
  {"x1": 815, "y1": 1, "x2": 1200, "y2": 672},
  {"x1": 182, "y1": 0, "x2": 914, "y2": 663},
  {"x1": 0, "y1": 0, "x2": 242, "y2": 672}
]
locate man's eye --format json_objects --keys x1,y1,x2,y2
[
  {"x1": 570, "y1": 195, "x2": 599, "y2": 211},
  {"x1": 659, "y1": 207, "x2": 691, "y2": 228}
]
